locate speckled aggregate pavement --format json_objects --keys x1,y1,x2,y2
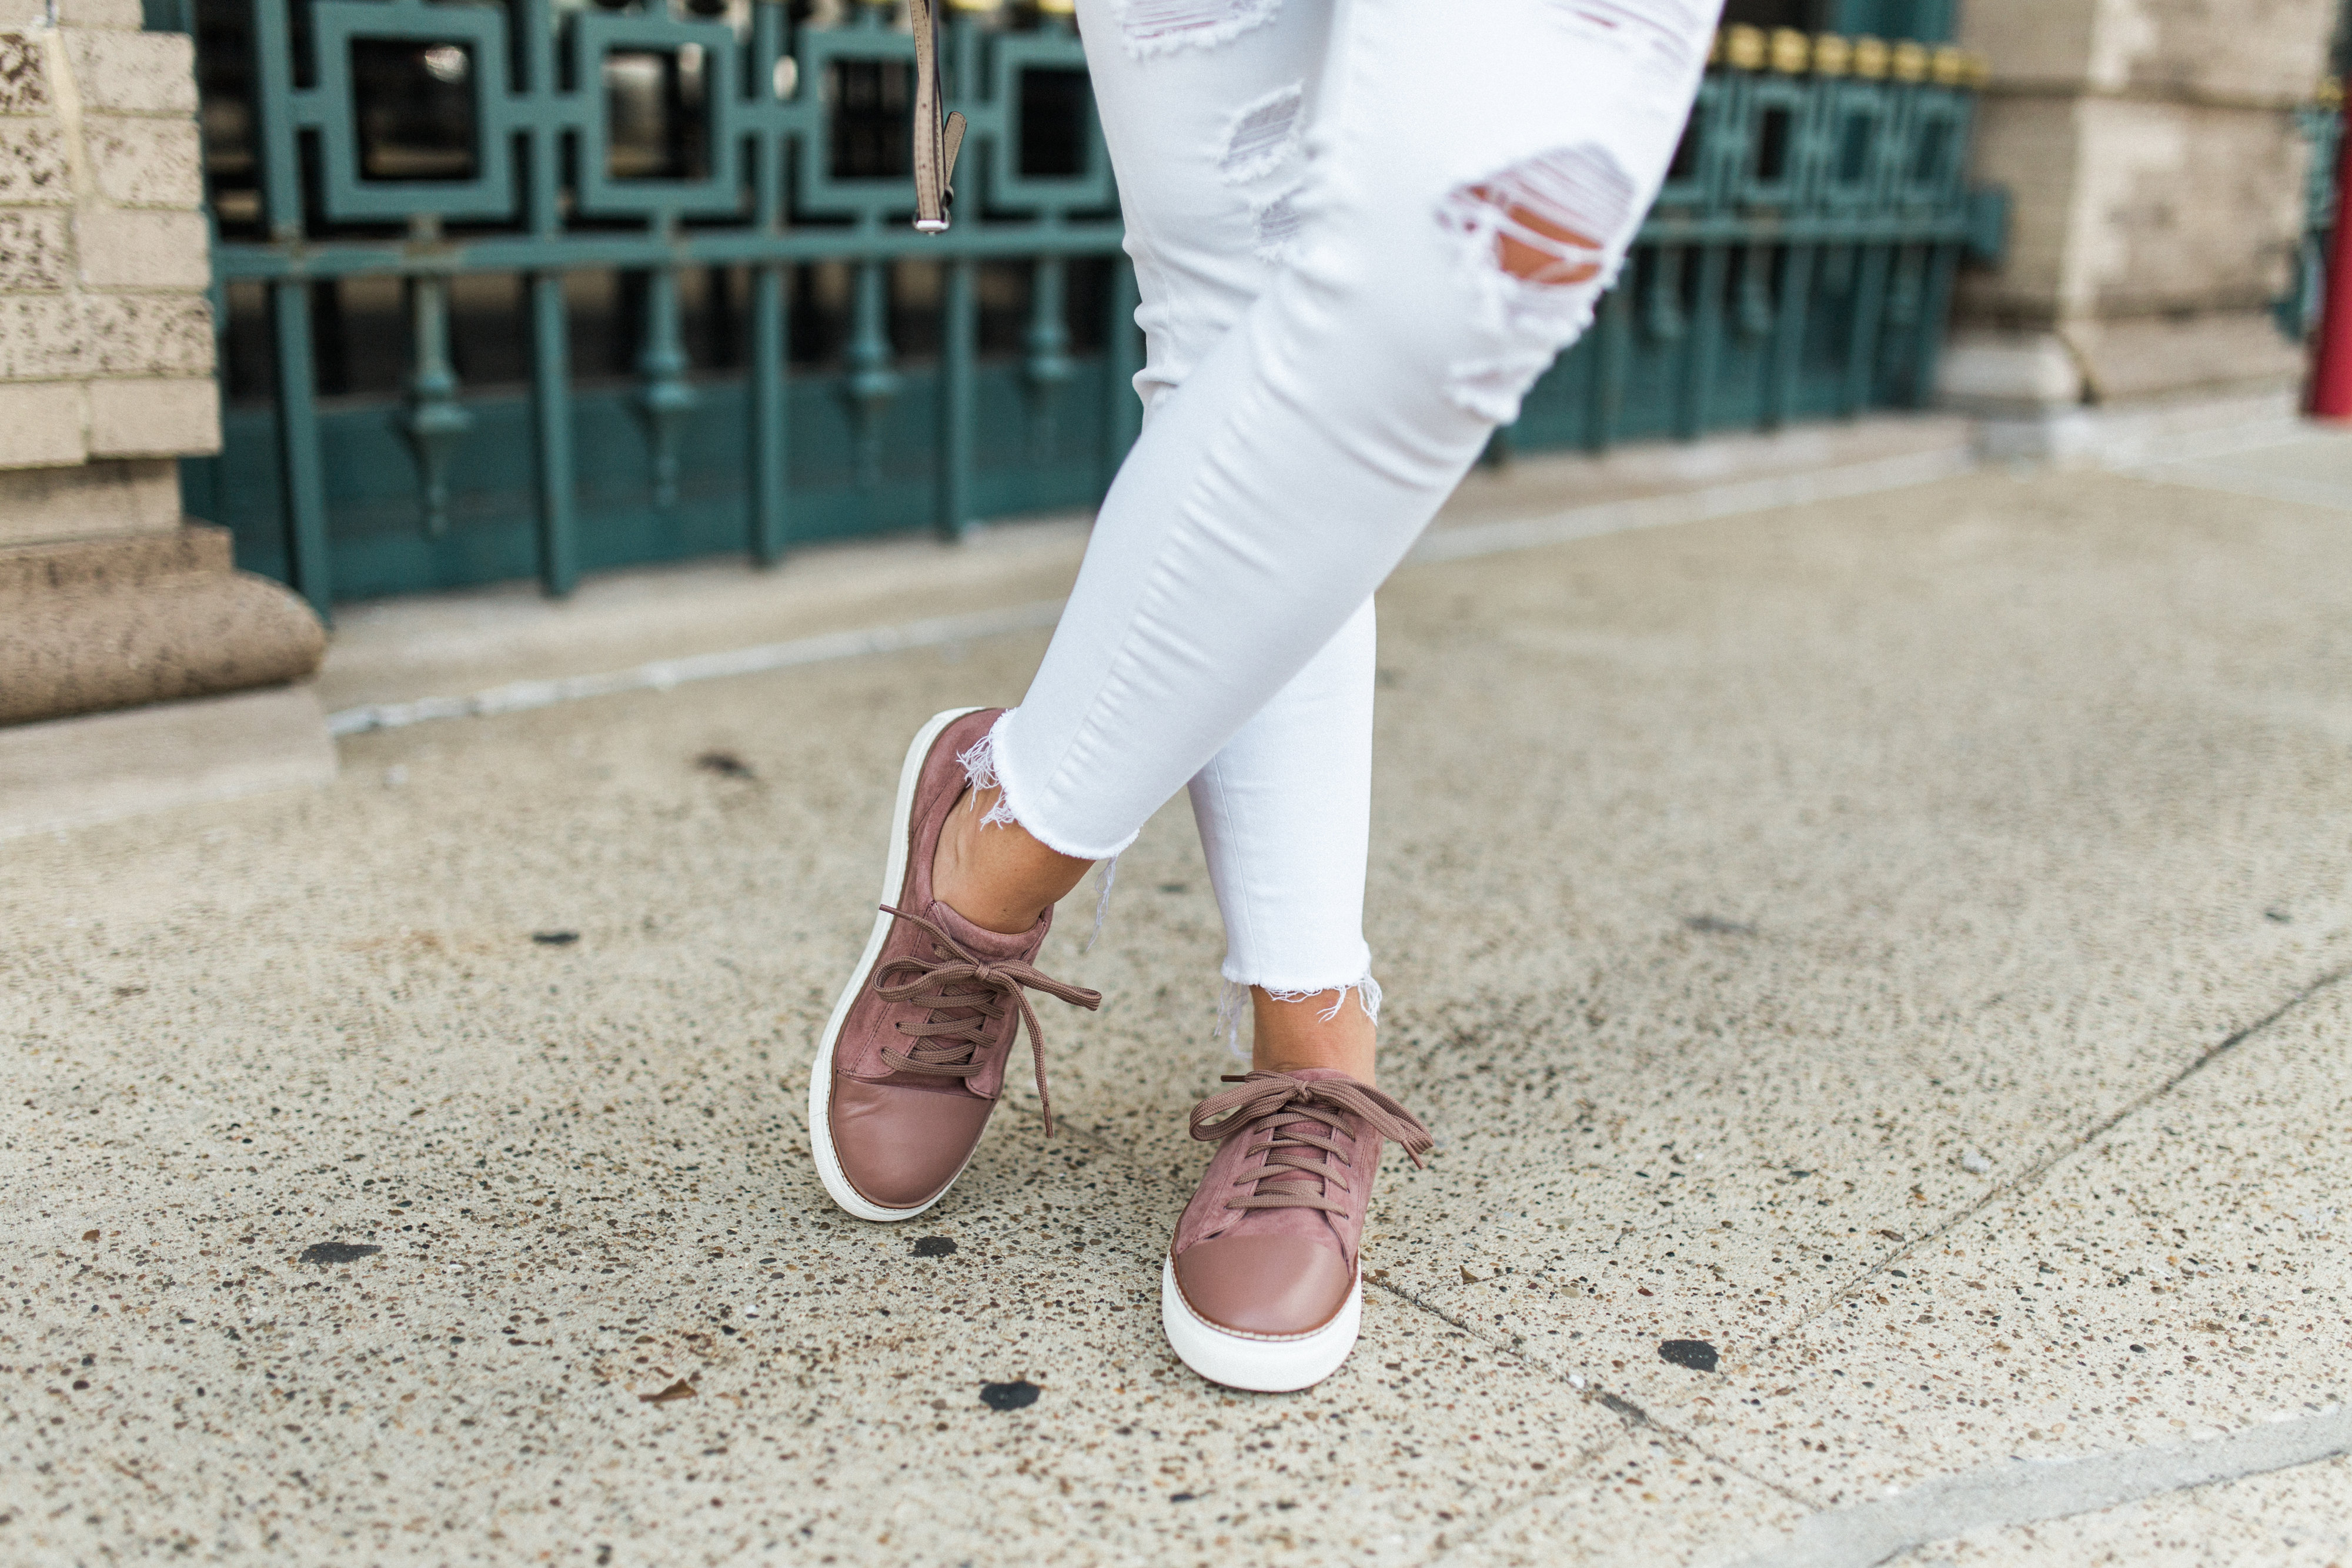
[{"x1": 6, "y1": 432, "x2": 2352, "y2": 1567}]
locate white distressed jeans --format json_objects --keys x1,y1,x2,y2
[{"x1": 983, "y1": 0, "x2": 1718, "y2": 1004}]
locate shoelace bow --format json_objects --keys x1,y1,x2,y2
[
  {"x1": 1189, "y1": 1071, "x2": 1434, "y2": 1219},
  {"x1": 871, "y1": 903, "x2": 1100, "y2": 1137}
]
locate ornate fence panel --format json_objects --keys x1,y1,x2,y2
[
  {"x1": 1509, "y1": 29, "x2": 1997, "y2": 457},
  {"x1": 165, "y1": 1, "x2": 1999, "y2": 614}
]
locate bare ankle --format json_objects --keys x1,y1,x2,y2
[
  {"x1": 928, "y1": 785, "x2": 1093, "y2": 936},
  {"x1": 1248, "y1": 986, "x2": 1378, "y2": 1084}
]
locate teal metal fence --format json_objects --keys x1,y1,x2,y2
[
  {"x1": 2277, "y1": 79, "x2": 2343, "y2": 343},
  {"x1": 168, "y1": 1, "x2": 2002, "y2": 615}
]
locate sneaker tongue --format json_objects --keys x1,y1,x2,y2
[
  {"x1": 1228, "y1": 1068, "x2": 1367, "y2": 1245},
  {"x1": 923, "y1": 898, "x2": 1044, "y2": 961},
  {"x1": 911, "y1": 900, "x2": 1047, "y2": 1101}
]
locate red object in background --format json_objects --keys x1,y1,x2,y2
[{"x1": 2313, "y1": 118, "x2": 2352, "y2": 419}]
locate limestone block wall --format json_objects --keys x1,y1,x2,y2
[
  {"x1": 0, "y1": 0, "x2": 218, "y2": 532},
  {"x1": 0, "y1": 0, "x2": 323, "y2": 733},
  {"x1": 1947, "y1": 0, "x2": 2338, "y2": 411}
]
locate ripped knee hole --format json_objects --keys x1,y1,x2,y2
[{"x1": 1440, "y1": 144, "x2": 1636, "y2": 288}]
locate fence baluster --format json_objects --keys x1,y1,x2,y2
[
  {"x1": 401, "y1": 226, "x2": 473, "y2": 538},
  {"x1": 270, "y1": 281, "x2": 332, "y2": 621},
  {"x1": 1908, "y1": 242, "x2": 1962, "y2": 407},
  {"x1": 522, "y1": 0, "x2": 562, "y2": 234},
  {"x1": 637, "y1": 263, "x2": 696, "y2": 510},
  {"x1": 846, "y1": 260, "x2": 901, "y2": 493},
  {"x1": 749, "y1": 17, "x2": 789, "y2": 565},
  {"x1": 1886, "y1": 243, "x2": 1925, "y2": 328},
  {"x1": 249, "y1": 0, "x2": 323, "y2": 611},
  {"x1": 1645, "y1": 246, "x2": 1686, "y2": 343},
  {"x1": 246, "y1": 0, "x2": 301, "y2": 243},
  {"x1": 1736, "y1": 243, "x2": 1776, "y2": 340},
  {"x1": 531, "y1": 273, "x2": 578, "y2": 596},
  {"x1": 751, "y1": 265, "x2": 790, "y2": 564},
  {"x1": 939, "y1": 259, "x2": 977, "y2": 540},
  {"x1": 1586, "y1": 275, "x2": 1632, "y2": 453},
  {"x1": 1764, "y1": 243, "x2": 1816, "y2": 430},
  {"x1": 1025, "y1": 258, "x2": 1075, "y2": 461},
  {"x1": 1679, "y1": 244, "x2": 1729, "y2": 439},
  {"x1": 1839, "y1": 243, "x2": 1892, "y2": 415}
]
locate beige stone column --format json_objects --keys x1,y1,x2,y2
[
  {"x1": 1943, "y1": 0, "x2": 2338, "y2": 446},
  {"x1": 0, "y1": 0, "x2": 331, "y2": 837}
]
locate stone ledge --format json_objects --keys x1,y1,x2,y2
[
  {"x1": 1, "y1": 459, "x2": 189, "y2": 546},
  {"x1": 1939, "y1": 315, "x2": 2311, "y2": 420},
  {"x1": 0, "y1": 681, "x2": 335, "y2": 840},
  {"x1": 0, "y1": 520, "x2": 232, "y2": 591},
  {"x1": 2070, "y1": 313, "x2": 2311, "y2": 405},
  {"x1": 1975, "y1": 387, "x2": 2307, "y2": 466},
  {"x1": 0, "y1": 553, "x2": 326, "y2": 726}
]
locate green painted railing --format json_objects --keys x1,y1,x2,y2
[
  {"x1": 169, "y1": 1, "x2": 2002, "y2": 614},
  {"x1": 2277, "y1": 79, "x2": 2343, "y2": 343}
]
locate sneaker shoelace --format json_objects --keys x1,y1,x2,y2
[
  {"x1": 1189, "y1": 1071, "x2": 1434, "y2": 1221},
  {"x1": 871, "y1": 903, "x2": 1101, "y2": 1136}
]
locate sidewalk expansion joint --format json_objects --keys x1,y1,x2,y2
[
  {"x1": 1365, "y1": 1272, "x2": 1817, "y2": 1519},
  {"x1": 1370, "y1": 1255, "x2": 1796, "y2": 1563},
  {"x1": 1792, "y1": 961, "x2": 2350, "y2": 1340}
]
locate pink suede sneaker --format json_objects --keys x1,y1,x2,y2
[
  {"x1": 1161, "y1": 1068, "x2": 1434, "y2": 1390},
  {"x1": 808, "y1": 707, "x2": 1101, "y2": 1221}
]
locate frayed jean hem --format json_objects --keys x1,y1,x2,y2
[{"x1": 961, "y1": 710, "x2": 1143, "y2": 864}]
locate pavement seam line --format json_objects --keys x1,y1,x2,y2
[
  {"x1": 1392, "y1": 960, "x2": 2352, "y2": 1548},
  {"x1": 1028, "y1": 1097, "x2": 1810, "y2": 1532},
  {"x1": 1786, "y1": 963, "x2": 2352, "y2": 1338},
  {"x1": 2114, "y1": 463, "x2": 2352, "y2": 515},
  {"x1": 1719, "y1": 1403, "x2": 2352, "y2": 1568},
  {"x1": 1365, "y1": 1273, "x2": 1819, "y2": 1516},
  {"x1": 1421, "y1": 1422, "x2": 1642, "y2": 1566},
  {"x1": 1006, "y1": 1102, "x2": 1799, "y2": 1559},
  {"x1": 322, "y1": 450, "x2": 1975, "y2": 738}
]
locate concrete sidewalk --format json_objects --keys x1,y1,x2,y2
[{"x1": 5, "y1": 424, "x2": 2351, "y2": 1566}]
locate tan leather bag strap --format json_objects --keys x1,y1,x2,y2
[{"x1": 910, "y1": 0, "x2": 967, "y2": 233}]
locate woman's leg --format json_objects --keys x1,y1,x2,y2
[
  {"x1": 1110, "y1": 2, "x2": 1719, "y2": 1389},
  {"x1": 957, "y1": 0, "x2": 1719, "y2": 930},
  {"x1": 930, "y1": 0, "x2": 1385, "y2": 1075},
  {"x1": 936, "y1": 0, "x2": 1355, "y2": 932},
  {"x1": 940, "y1": 610, "x2": 1386, "y2": 1080},
  {"x1": 1188, "y1": 597, "x2": 1378, "y2": 1077},
  {"x1": 820, "y1": 4, "x2": 1372, "y2": 1224},
  {"x1": 898, "y1": 0, "x2": 1723, "y2": 1384}
]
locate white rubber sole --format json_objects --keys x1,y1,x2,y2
[
  {"x1": 806, "y1": 706, "x2": 985, "y2": 1224},
  {"x1": 1160, "y1": 1255, "x2": 1363, "y2": 1393}
]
